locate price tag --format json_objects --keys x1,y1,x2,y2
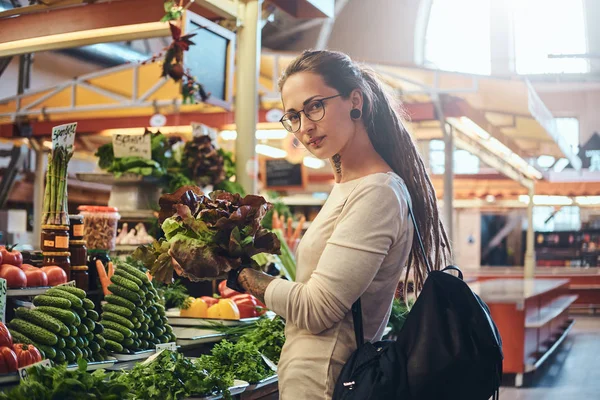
[
  {"x1": 19, "y1": 359, "x2": 52, "y2": 381},
  {"x1": 155, "y1": 342, "x2": 177, "y2": 352},
  {"x1": 112, "y1": 131, "x2": 151, "y2": 159},
  {"x1": 0, "y1": 278, "x2": 6, "y2": 323},
  {"x1": 51, "y1": 123, "x2": 77, "y2": 151},
  {"x1": 57, "y1": 280, "x2": 76, "y2": 288}
]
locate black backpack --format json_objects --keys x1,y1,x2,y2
[{"x1": 333, "y1": 206, "x2": 503, "y2": 400}]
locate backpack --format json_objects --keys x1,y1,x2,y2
[{"x1": 332, "y1": 205, "x2": 503, "y2": 400}]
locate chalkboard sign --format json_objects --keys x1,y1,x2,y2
[{"x1": 262, "y1": 158, "x2": 307, "y2": 190}]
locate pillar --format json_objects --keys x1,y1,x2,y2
[{"x1": 524, "y1": 186, "x2": 536, "y2": 279}]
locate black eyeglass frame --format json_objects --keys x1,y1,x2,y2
[{"x1": 279, "y1": 94, "x2": 342, "y2": 133}]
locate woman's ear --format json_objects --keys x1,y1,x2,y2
[{"x1": 350, "y1": 89, "x2": 363, "y2": 110}]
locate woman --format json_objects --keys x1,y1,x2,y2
[{"x1": 227, "y1": 50, "x2": 451, "y2": 399}]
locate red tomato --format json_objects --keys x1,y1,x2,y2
[
  {"x1": 200, "y1": 296, "x2": 219, "y2": 307},
  {"x1": 20, "y1": 264, "x2": 37, "y2": 272},
  {"x1": 0, "y1": 347, "x2": 18, "y2": 374},
  {"x1": 0, "y1": 251, "x2": 2, "y2": 265},
  {"x1": 25, "y1": 269, "x2": 48, "y2": 287},
  {"x1": 0, "y1": 323, "x2": 13, "y2": 348},
  {"x1": 0, "y1": 264, "x2": 27, "y2": 288},
  {"x1": 41, "y1": 266, "x2": 67, "y2": 286},
  {"x1": 13, "y1": 344, "x2": 42, "y2": 368},
  {"x1": 0, "y1": 246, "x2": 22, "y2": 267}
]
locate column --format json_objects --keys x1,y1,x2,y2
[{"x1": 524, "y1": 186, "x2": 536, "y2": 279}]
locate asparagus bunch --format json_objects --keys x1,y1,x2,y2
[{"x1": 42, "y1": 145, "x2": 74, "y2": 225}]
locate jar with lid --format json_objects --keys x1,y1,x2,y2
[
  {"x1": 71, "y1": 265, "x2": 89, "y2": 291},
  {"x1": 41, "y1": 225, "x2": 70, "y2": 252},
  {"x1": 78, "y1": 206, "x2": 120, "y2": 250},
  {"x1": 69, "y1": 215, "x2": 85, "y2": 241},
  {"x1": 69, "y1": 240, "x2": 87, "y2": 267},
  {"x1": 87, "y1": 250, "x2": 110, "y2": 292},
  {"x1": 43, "y1": 251, "x2": 71, "y2": 279}
]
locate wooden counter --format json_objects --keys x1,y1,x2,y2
[{"x1": 469, "y1": 278, "x2": 576, "y2": 386}]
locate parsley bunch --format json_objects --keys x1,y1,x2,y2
[
  {"x1": 240, "y1": 316, "x2": 286, "y2": 364},
  {"x1": 199, "y1": 340, "x2": 272, "y2": 384}
]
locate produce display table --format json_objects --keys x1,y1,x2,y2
[
  {"x1": 469, "y1": 278, "x2": 576, "y2": 386},
  {"x1": 466, "y1": 267, "x2": 600, "y2": 314}
]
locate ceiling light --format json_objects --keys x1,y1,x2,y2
[
  {"x1": 303, "y1": 157, "x2": 326, "y2": 169},
  {"x1": 520, "y1": 195, "x2": 573, "y2": 206},
  {"x1": 575, "y1": 196, "x2": 600, "y2": 205},
  {"x1": 256, "y1": 144, "x2": 287, "y2": 158},
  {"x1": 220, "y1": 130, "x2": 237, "y2": 141},
  {"x1": 256, "y1": 130, "x2": 288, "y2": 140},
  {"x1": 485, "y1": 195, "x2": 496, "y2": 203},
  {"x1": 537, "y1": 155, "x2": 555, "y2": 169}
]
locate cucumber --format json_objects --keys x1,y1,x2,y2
[
  {"x1": 151, "y1": 326, "x2": 165, "y2": 337},
  {"x1": 104, "y1": 295, "x2": 136, "y2": 311},
  {"x1": 158, "y1": 334, "x2": 170, "y2": 344},
  {"x1": 145, "y1": 292, "x2": 155, "y2": 302},
  {"x1": 83, "y1": 347, "x2": 92, "y2": 359},
  {"x1": 95, "y1": 334, "x2": 106, "y2": 348},
  {"x1": 72, "y1": 346, "x2": 83, "y2": 360},
  {"x1": 147, "y1": 306, "x2": 158, "y2": 316},
  {"x1": 139, "y1": 340, "x2": 149, "y2": 350},
  {"x1": 54, "y1": 350, "x2": 66, "y2": 364},
  {"x1": 133, "y1": 321, "x2": 141, "y2": 329},
  {"x1": 117, "y1": 263, "x2": 150, "y2": 284},
  {"x1": 73, "y1": 307, "x2": 87, "y2": 318},
  {"x1": 63, "y1": 349, "x2": 76, "y2": 364},
  {"x1": 78, "y1": 323, "x2": 89, "y2": 336},
  {"x1": 102, "y1": 312, "x2": 134, "y2": 330},
  {"x1": 87, "y1": 309, "x2": 99, "y2": 322},
  {"x1": 122, "y1": 337, "x2": 134, "y2": 347},
  {"x1": 65, "y1": 336, "x2": 76, "y2": 349},
  {"x1": 46, "y1": 289, "x2": 83, "y2": 308},
  {"x1": 75, "y1": 336, "x2": 84, "y2": 348},
  {"x1": 164, "y1": 325, "x2": 173, "y2": 334},
  {"x1": 34, "y1": 306, "x2": 77, "y2": 326},
  {"x1": 83, "y1": 318, "x2": 95, "y2": 332},
  {"x1": 85, "y1": 332, "x2": 94, "y2": 342},
  {"x1": 15, "y1": 307, "x2": 64, "y2": 336},
  {"x1": 37, "y1": 344, "x2": 57, "y2": 360},
  {"x1": 139, "y1": 322, "x2": 149, "y2": 332},
  {"x1": 168, "y1": 333, "x2": 177, "y2": 342},
  {"x1": 9, "y1": 319, "x2": 58, "y2": 346},
  {"x1": 107, "y1": 284, "x2": 141, "y2": 303},
  {"x1": 131, "y1": 331, "x2": 139, "y2": 340},
  {"x1": 152, "y1": 313, "x2": 161, "y2": 322},
  {"x1": 9, "y1": 329, "x2": 35, "y2": 345},
  {"x1": 101, "y1": 320, "x2": 133, "y2": 338},
  {"x1": 146, "y1": 331, "x2": 155, "y2": 341},
  {"x1": 150, "y1": 337, "x2": 160, "y2": 345},
  {"x1": 55, "y1": 285, "x2": 86, "y2": 299},
  {"x1": 81, "y1": 336, "x2": 89, "y2": 348},
  {"x1": 82, "y1": 298, "x2": 95, "y2": 310},
  {"x1": 93, "y1": 353, "x2": 105, "y2": 362},
  {"x1": 104, "y1": 339, "x2": 124, "y2": 353},
  {"x1": 94, "y1": 323, "x2": 104, "y2": 335},
  {"x1": 133, "y1": 308, "x2": 143, "y2": 318},
  {"x1": 89, "y1": 341, "x2": 101, "y2": 354},
  {"x1": 70, "y1": 325, "x2": 78, "y2": 337},
  {"x1": 114, "y1": 268, "x2": 143, "y2": 287},
  {"x1": 102, "y1": 303, "x2": 132, "y2": 317},
  {"x1": 57, "y1": 337, "x2": 66, "y2": 349},
  {"x1": 33, "y1": 295, "x2": 72, "y2": 309},
  {"x1": 103, "y1": 328, "x2": 124, "y2": 342},
  {"x1": 155, "y1": 303, "x2": 166, "y2": 314},
  {"x1": 131, "y1": 316, "x2": 138, "y2": 324}
]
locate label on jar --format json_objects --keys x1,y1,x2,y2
[
  {"x1": 73, "y1": 224, "x2": 84, "y2": 237},
  {"x1": 55, "y1": 236, "x2": 69, "y2": 249},
  {"x1": 43, "y1": 240, "x2": 55, "y2": 248}
]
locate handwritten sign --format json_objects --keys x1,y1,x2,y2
[
  {"x1": 51, "y1": 123, "x2": 77, "y2": 151},
  {"x1": 155, "y1": 342, "x2": 177, "y2": 352},
  {"x1": 112, "y1": 132, "x2": 152, "y2": 159},
  {"x1": 0, "y1": 278, "x2": 6, "y2": 323},
  {"x1": 19, "y1": 359, "x2": 52, "y2": 381}
]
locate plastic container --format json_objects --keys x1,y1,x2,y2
[
  {"x1": 69, "y1": 240, "x2": 87, "y2": 267},
  {"x1": 88, "y1": 250, "x2": 111, "y2": 292},
  {"x1": 43, "y1": 251, "x2": 71, "y2": 280},
  {"x1": 41, "y1": 225, "x2": 70, "y2": 252},
  {"x1": 71, "y1": 265, "x2": 89, "y2": 291},
  {"x1": 69, "y1": 215, "x2": 85, "y2": 241},
  {"x1": 78, "y1": 206, "x2": 121, "y2": 250}
]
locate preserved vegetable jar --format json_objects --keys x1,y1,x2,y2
[
  {"x1": 41, "y1": 225, "x2": 70, "y2": 252},
  {"x1": 69, "y1": 215, "x2": 85, "y2": 241},
  {"x1": 69, "y1": 240, "x2": 87, "y2": 267},
  {"x1": 78, "y1": 206, "x2": 120, "y2": 250},
  {"x1": 43, "y1": 251, "x2": 71, "y2": 279}
]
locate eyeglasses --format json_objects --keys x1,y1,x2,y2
[{"x1": 279, "y1": 94, "x2": 342, "y2": 133}]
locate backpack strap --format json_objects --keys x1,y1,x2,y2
[{"x1": 351, "y1": 298, "x2": 364, "y2": 349}]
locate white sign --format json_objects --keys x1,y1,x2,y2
[
  {"x1": 112, "y1": 132, "x2": 152, "y2": 159},
  {"x1": 57, "y1": 280, "x2": 77, "y2": 288},
  {"x1": 150, "y1": 113, "x2": 167, "y2": 127},
  {"x1": 155, "y1": 342, "x2": 177, "y2": 352},
  {"x1": 0, "y1": 278, "x2": 6, "y2": 323},
  {"x1": 52, "y1": 123, "x2": 77, "y2": 151},
  {"x1": 19, "y1": 359, "x2": 52, "y2": 381},
  {"x1": 266, "y1": 108, "x2": 284, "y2": 123}
]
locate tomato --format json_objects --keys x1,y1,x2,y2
[
  {"x1": 20, "y1": 264, "x2": 37, "y2": 272},
  {"x1": 25, "y1": 269, "x2": 48, "y2": 287},
  {"x1": 200, "y1": 296, "x2": 219, "y2": 307},
  {"x1": 41, "y1": 266, "x2": 67, "y2": 286},
  {"x1": 0, "y1": 347, "x2": 18, "y2": 374},
  {"x1": 0, "y1": 323, "x2": 13, "y2": 348},
  {"x1": 218, "y1": 280, "x2": 241, "y2": 298},
  {"x1": 0, "y1": 246, "x2": 22, "y2": 267},
  {"x1": 12, "y1": 344, "x2": 42, "y2": 368},
  {"x1": 0, "y1": 264, "x2": 27, "y2": 288},
  {"x1": 0, "y1": 251, "x2": 2, "y2": 266}
]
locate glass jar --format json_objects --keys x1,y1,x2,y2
[
  {"x1": 87, "y1": 250, "x2": 110, "y2": 292},
  {"x1": 69, "y1": 240, "x2": 87, "y2": 267},
  {"x1": 78, "y1": 206, "x2": 121, "y2": 250},
  {"x1": 41, "y1": 225, "x2": 70, "y2": 252},
  {"x1": 69, "y1": 215, "x2": 85, "y2": 241},
  {"x1": 43, "y1": 251, "x2": 71, "y2": 280},
  {"x1": 71, "y1": 265, "x2": 89, "y2": 291}
]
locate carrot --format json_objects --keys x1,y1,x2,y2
[
  {"x1": 146, "y1": 271, "x2": 153, "y2": 282},
  {"x1": 107, "y1": 262, "x2": 114, "y2": 279},
  {"x1": 287, "y1": 217, "x2": 293, "y2": 239},
  {"x1": 272, "y1": 210, "x2": 280, "y2": 230},
  {"x1": 291, "y1": 215, "x2": 305, "y2": 244},
  {"x1": 96, "y1": 260, "x2": 111, "y2": 296}
]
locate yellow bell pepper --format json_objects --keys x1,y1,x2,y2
[
  {"x1": 206, "y1": 299, "x2": 240, "y2": 320},
  {"x1": 180, "y1": 297, "x2": 208, "y2": 318}
]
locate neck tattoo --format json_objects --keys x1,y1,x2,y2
[{"x1": 332, "y1": 154, "x2": 342, "y2": 175}]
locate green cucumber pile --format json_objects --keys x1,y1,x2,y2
[
  {"x1": 8, "y1": 285, "x2": 107, "y2": 365},
  {"x1": 100, "y1": 262, "x2": 176, "y2": 354}
]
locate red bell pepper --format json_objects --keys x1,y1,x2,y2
[
  {"x1": 201, "y1": 296, "x2": 219, "y2": 307},
  {"x1": 218, "y1": 280, "x2": 241, "y2": 298},
  {"x1": 0, "y1": 346, "x2": 18, "y2": 374},
  {"x1": 231, "y1": 294, "x2": 267, "y2": 312}
]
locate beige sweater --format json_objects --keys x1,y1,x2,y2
[{"x1": 265, "y1": 172, "x2": 414, "y2": 400}]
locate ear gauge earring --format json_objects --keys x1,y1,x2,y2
[{"x1": 350, "y1": 109, "x2": 362, "y2": 119}]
